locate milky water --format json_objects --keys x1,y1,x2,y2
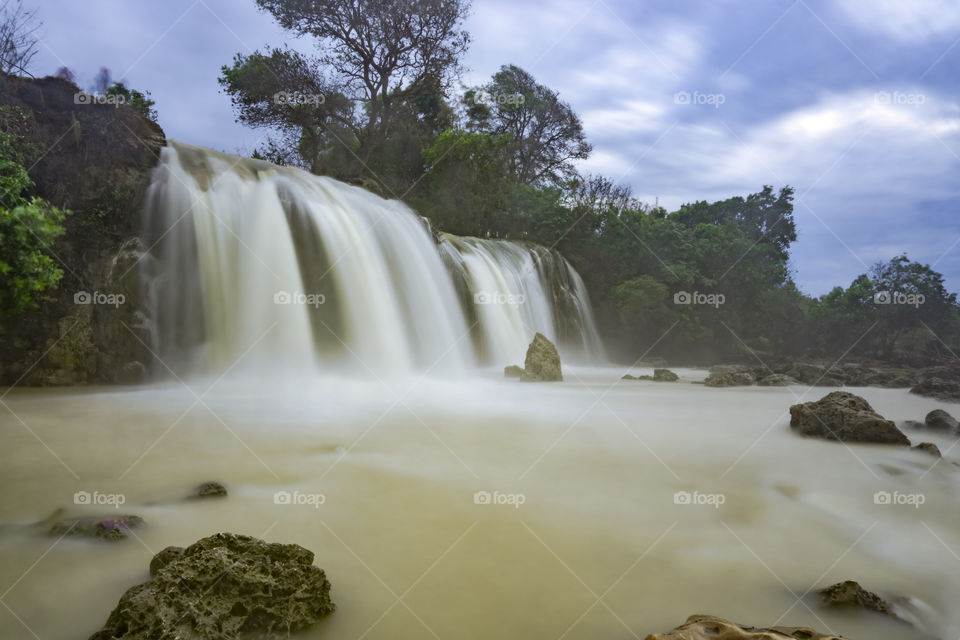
[{"x1": 1, "y1": 371, "x2": 956, "y2": 639}]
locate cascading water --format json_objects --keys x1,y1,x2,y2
[{"x1": 142, "y1": 141, "x2": 603, "y2": 376}]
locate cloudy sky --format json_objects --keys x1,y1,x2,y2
[{"x1": 30, "y1": 0, "x2": 960, "y2": 295}]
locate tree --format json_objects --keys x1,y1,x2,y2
[
  {"x1": 107, "y1": 82, "x2": 159, "y2": 122},
  {"x1": 0, "y1": 106, "x2": 68, "y2": 320},
  {"x1": 464, "y1": 65, "x2": 591, "y2": 186},
  {"x1": 244, "y1": 0, "x2": 471, "y2": 164},
  {"x1": 0, "y1": 0, "x2": 39, "y2": 75}
]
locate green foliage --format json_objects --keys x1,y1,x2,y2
[
  {"x1": 107, "y1": 82, "x2": 158, "y2": 122},
  {"x1": 0, "y1": 108, "x2": 69, "y2": 319}
]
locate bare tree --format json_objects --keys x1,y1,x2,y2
[{"x1": 0, "y1": 0, "x2": 40, "y2": 76}]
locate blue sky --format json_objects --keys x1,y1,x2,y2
[{"x1": 30, "y1": 0, "x2": 960, "y2": 296}]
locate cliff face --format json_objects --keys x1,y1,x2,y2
[{"x1": 0, "y1": 73, "x2": 166, "y2": 385}]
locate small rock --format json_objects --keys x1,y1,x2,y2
[
  {"x1": 913, "y1": 442, "x2": 941, "y2": 457},
  {"x1": 758, "y1": 373, "x2": 800, "y2": 386},
  {"x1": 704, "y1": 371, "x2": 755, "y2": 387},
  {"x1": 645, "y1": 614, "x2": 843, "y2": 640},
  {"x1": 621, "y1": 373, "x2": 637, "y2": 380},
  {"x1": 504, "y1": 365, "x2": 524, "y2": 378},
  {"x1": 49, "y1": 515, "x2": 145, "y2": 541},
  {"x1": 789, "y1": 391, "x2": 910, "y2": 445},
  {"x1": 924, "y1": 409, "x2": 959, "y2": 431},
  {"x1": 901, "y1": 420, "x2": 925, "y2": 430},
  {"x1": 819, "y1": 580, "x2": 894, "y2": 616},
  {"x1": 189, "y1": 481, "x2": 228, "y2": 499},
  {"x1": 653, "y1": 368, "x2": 679, "y2": 382},
  {"x1": 520, "y1": 333, "x2": 562, "y2": 382}
]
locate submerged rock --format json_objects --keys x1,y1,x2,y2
[
  {"x1": 621, "y1": 373, "x2": 638, "y2": 380},
  {"x1": 521, "y1": 333, "x2": 562, "y2": 382},
  {"x1": 504, "y1": 365, "x2": 524, "y2": 378},
  {"x1": 913, "y1": 442, "x2": 941, "y2": 457},
  {"x1": 48, "y1": 514, "x2": 145, "y2": 541},
  {"x1": 924, "y1": 409, "x2": 958, "y2": 432},
  {"x1": 758, "y1": 373, "x2": 800, "y2": 387},
  {"x1": 652, "y1": 368, "x2": 679, "y2": 382},
  {"x1": 789, "y1": 392, "x2": 910, "y2": 445},
  {"x1": 189, "y1": 481, "x2": 228, "y2": 499},
  {"x1": 644, "y1": 614, "x2": 843, "y2": 639},
  {"x1": 704, "y1": 371, "x2": 755, "y2": 387},
  {"x1": 88, "y1": 532, "x2": 334, "y2": 640},
  {"x1": 819, "y1": 580, "x2": 894, "y2": 617}
]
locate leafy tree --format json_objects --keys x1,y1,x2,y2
[
  {"x1": 107, "y1": 82, "x2": 158, "y2": 123},
  {"x1": 0, "y1": 107, "x2": 69, "y2": 320},
  {"x1": 465, "y1": 65, "x2": 591, "y2": 186}
]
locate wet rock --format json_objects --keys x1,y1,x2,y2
[
  {"x1": 913, "y1": 442, "x2": 941, "y2": 457},
  {"x1": 704, "y1": 371, "x2": 756, "y2": 387},
  {"x1": 621, "y1": 373, "x2": 638, "y2": 380},
  {"x1": 49, "y1": 514, "x2": 145, "y2": 541},
  {"x1": 652, "y1": 368, "x2": 679, "y2": 382},
  {"x1": 149, "y1": 546, "x2": 184, "y2": 577},
  {"x1": 789, "y1": 392, "x2": 910, "y2": 445},
  {"x1": 504, "y1": 365, "x2": 524, "y2": 378},
  {"x1": 924, "y1": 409, "x2": 958, "y2": 432},
  {"x1": 758, "y1": 373, "x2": 800, "y2": 387},
  {"x1": 911, "y1": 377, "x2": 960, "y2": 403},
  {"x1": 88, "y1": 532, "x2": 335, "y2": 640},
  {"x1": 900, "y1": 420, "x2": 925, "y2": 431},
  {"x1": 189, "y1": 481, "x2": 228, "y2": 499},
  {"x1": 819, "y1": 580, "x2": 894, "y2": 616},
  {"x1": 644, "y1": 614, "x2": 843, "y2": 640},
  {"x1": 521, "y1": 333, "x2": 562, "y2": 382}
]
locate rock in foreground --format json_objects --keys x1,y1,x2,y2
[
  {"x1": 521, "y1": 333, "x2": 562, "y2": 382},
  {"x1": 644, "y1": 614, "x2": 843, "y2": 639},
  {"x1": 789, "y1": 392, "x2": 910, "y2": 445},
  {"x1": 89, "y1": 532, "x2": 334, "y2": 640}
]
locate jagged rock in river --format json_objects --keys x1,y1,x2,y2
[
  {"x1": 88, "y1": 532, "x2": 334, "y2": 640},
  {"x1": 521, "y1": 333, "x2": 563, "y2": 382},
  {"x1": 819, "y1": 580, "x2": 899, "y2": 619},
  {"x1": 789, "y1": 391, "x2": 910, "y2": 445},
  {"x1": 913, "y1": 442, "x2": 941, "y2": 457},
  {"x1": 643, "y1": 614, "x2": 844, "y2": 639},
  {"x1": 188, "y1": 481, "x2": 228, "y2": 499},
  {"x1": 504, "y1": 365, "x2": 524, "y2": 378}
]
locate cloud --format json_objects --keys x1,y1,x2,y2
[{"x1": 835, "y1": 0, "x2": 960, "y2": 42}]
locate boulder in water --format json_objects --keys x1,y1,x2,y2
[
  {"x1": 911, "y1": 377, "x2": 960, "y2": 402},
  {"x1": 924, "y1": 409, "x2": 958, "y2": 432},
  {"x1": 913, "y1": 442, "x2": 941, "y2": 457},
  {"x1": 88, "y1": 532, "x2": 334, "y2": 640},
  {"x1": 652, "y1": 368, "x2": 679, "y2": 382},
  {"x1": 789, "y1": 392, "x2": 910, "y2": 445},
  {"x1": 504, "y1": 365, "x2": 524, "y2": 378},
  {"x1": 521, "y1": 333, "x2": 562, "y2": 382},
  {"x1": 704, "y1": 371, "x2": 755, "y2": 387},
  {"x1": 819, "y1": 580, "x2": 895, "y2": 617},
  {"x1": 48, "y1": 514, "x2": 145, "y2": 541},
  {"x1": 758, "y1": 373, "x2": 800, "y2": 386},
  {"x1": 644, "y1": 614, "x2": 843, "y2": 639}
]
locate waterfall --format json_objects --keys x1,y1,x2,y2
[{"x1": 142, "y1": 141, "x2": 603, "y2": 376}]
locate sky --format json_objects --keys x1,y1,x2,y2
[{"x1": 28, "y1": 0, "x2": 960, "y2": 296}]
